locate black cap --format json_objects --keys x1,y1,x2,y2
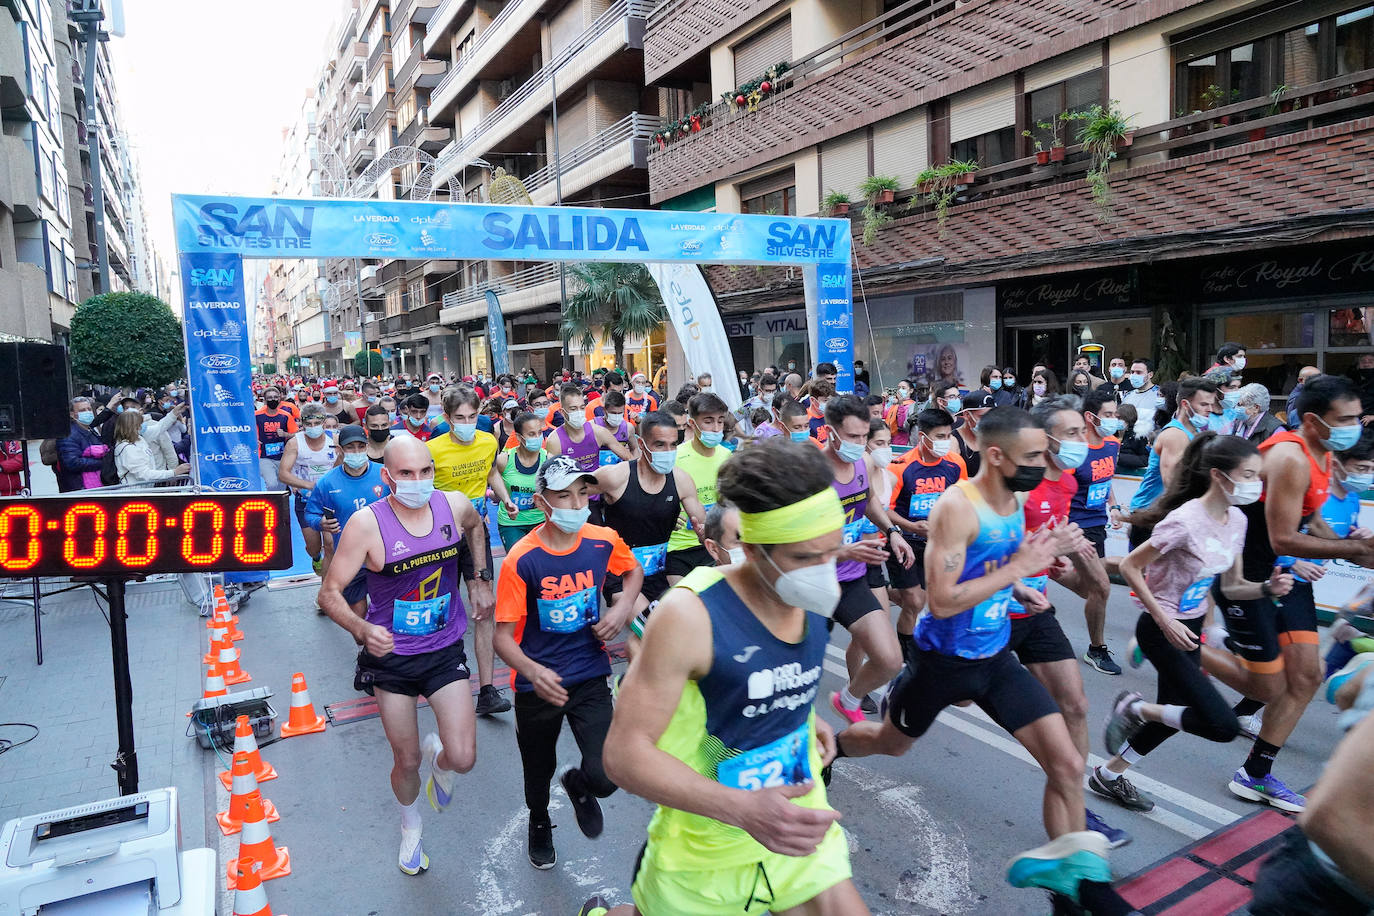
[
  {"x1": 337, "y1": 424, "x2": 367, "y2": 446},
  {"x1": 969, "y1": 392, "x2": 996, "y2": 410}
]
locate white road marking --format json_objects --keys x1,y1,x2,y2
[{"x1": 819, "y1": 654, "x2": 1224, "y2": 840}]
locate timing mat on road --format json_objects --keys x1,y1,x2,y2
[
  {"x1": 1116, "y1": 806, "x2": 1297, "y2": 914},
  {"x1": 322, "y1": 640, "x2": 630, "y2": 725}
]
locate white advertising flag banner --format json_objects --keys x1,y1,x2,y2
[{"x1": 649, "y1": 263, "x2": 742, "y2": 412}]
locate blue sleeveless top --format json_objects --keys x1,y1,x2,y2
[
  {"x1": 1130, "y1": 418, "x2": 1194, "y2": 512},
  {"x1": 915, "y1": 480, "x2": 1023, "y2": 659}
]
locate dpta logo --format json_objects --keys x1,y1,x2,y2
[
  {"x1": 192, "y1": 320, "x2": 244, "y2": 339},
  {"x1": 202, "y1": 445, "x2": 255, "y2": 463},
  {"x1": 199, "y1": 354, "x2": 240, "y2": 370},
  {"x1": 196, "y1": 202, "x2": 314, "y2": 250},
  {"x1": 822, "y1": 314, "x2": 850, "y2": 328},
  {"x1": 212, "y1": 477, "x2": 250, "y2": 491}
]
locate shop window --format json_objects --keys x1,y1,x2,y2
[
  {"x1": 1330, "y1": 306, "x2": 1374, "y2": 347},
  {"x1": 1026, "y1": 70, "x2": 1103, "y2": 149},
  {"x1": 1218, "y1": 310, "x2": 1316, "y2": 350},
  {"x1": 951, "y1": 127, "x2": 1016, "y2": 167}
]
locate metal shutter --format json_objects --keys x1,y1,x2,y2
[
  {"x1": 820, "y1": 131, "x2": 869, "y2": 199},
  {"x1": 559, "y1": 93, "x2": 591, "y2": 151},
  {"x1": 550, "y1": 0, "x2": 585, "y2": 55},
  {"x1": 949, "y1": 77, "x2": 1015, "y2": 142},
  {"x1": 872, "y1": 107, "x2": 927, "y2": 179},
  {"x1": 1025, "y1": 45, "x2": 1102, "y2": 92},
  {"x1": 733, "y1": 16, "x2": 792, "y2": 85},
  {"x1": 738, "y1": 166, "x2": 796, "y2": 200}
]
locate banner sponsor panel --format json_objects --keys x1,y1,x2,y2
[{"x1": 648, "y1": 263, "x2": 742, "y2": 412}]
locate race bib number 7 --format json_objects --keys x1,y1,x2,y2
[{"x1": 716, "y1": 719, "x2": 813, "y2": 790}]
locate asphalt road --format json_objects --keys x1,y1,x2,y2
[{"x1": 206, "y1": 572, "x2": 1346, "y2": 916}]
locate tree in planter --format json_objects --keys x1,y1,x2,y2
[
  {"x1": 561, "y1": 262, "x2": 666, "y2": 369},
  {"x1": 1074, "y1": 102, "x2": 1134, "y2": 218},
  {"x1": 71, "y1": 291, "x2": 185, "y2": 389},
  {"x1": 822, "y1": 189, "x2": 852, "y2": 217},
  {"x1": 353, "y1": 349, "x2": 383, "y2": 376},
  {"x1": 260, "y1": 362, "x2": 278, "y2": 375}
]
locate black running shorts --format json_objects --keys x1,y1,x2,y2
[
  {"x1": 887, "y1": 647, "x2": 1060, "y2": 738},
  {"x1": 665, "y1": 545, "x2": 714, "y2": 578},
  {"x1": 604, "y1": 570, "x2": 670, "y2": 605},
  {"x1": 832, "y1": 576, "x2": 883, "y2": 630},
  {"x1": 355, "y1": 640, "x2": 470, "y2": 698},
  {"x1": 886, "y1": 539, "x2": 925, "y2": 590},
  {"x1": 865, "y1": 562, "x2": 888, "y2": 589},
  {"x1": 1007, "y1": 608, "x2": 1076, "y2": 666},
  {"x1": 1216, "y1": 579, "x2": 1320, "y2": 674},
  {"x1": 1080, "y1": 524, "x2": 1107, "y2": 558}
]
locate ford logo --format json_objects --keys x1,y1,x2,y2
[
  {"x1": 824, "y1": 337, "x2": 847, "y2": 350},
  {"x1": 680, "y1": 239, "x2": 703, "y2": 253},
  {"x1": 199, "y1": 354, "x2": 239, "y2": 370},
  {"x1": 212, "y1": 477, "x2": 250, "y2": 491},
  {"x1": 367, "y1": 232, "x2": 398, "y2": 246}
]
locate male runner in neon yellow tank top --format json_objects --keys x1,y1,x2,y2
[{"x1": 665, "y1": 392, "x2": 730, "y2": 582}]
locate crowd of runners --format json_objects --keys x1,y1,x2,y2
[{"x1": 247, "y1": 346, "x2": 1374, "y2": 915}]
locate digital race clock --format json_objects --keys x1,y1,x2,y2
[{"x1": 0, "y1": 492, "x2": 292, "y2": 577}]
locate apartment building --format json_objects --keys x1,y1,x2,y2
[
  {"x1": 267, "y1": 91, "x2": 327, "y2": 374},
  {"x1": 423, "y1": 0, "x2": 659, "y2": 379},
  {"x1": 0, "y1": 0, "x2": 153, "y2": 345},
  {"x1": 645, "y1": 0, "x2": 1374, "y2": 397}
]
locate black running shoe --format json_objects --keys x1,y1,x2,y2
[
  {"x1": 475, "y1": 684, "x2": 512, "y2": 716},
  {"x1": 859, "y1": 694, "x2": 878, "y2": 714},
  {"x1": 527, "y1": 816, "x2": 555, "y2": 869},
  {"x1": 560, "y1": 767, "x2": 604, "y2": 838}
]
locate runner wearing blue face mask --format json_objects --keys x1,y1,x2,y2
[{"x1": 1073, "y1": 390, "x2": 1126, "y2": 675}]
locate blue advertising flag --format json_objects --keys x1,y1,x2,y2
[
  {"x1": 803, "y1": 261, "x2": 856, "y2": 393},
  {"x1": 485, "y1": 290, "x2": 510, "y2": 376}
]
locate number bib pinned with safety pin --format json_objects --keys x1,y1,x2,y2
[
  {"x1": 392, "y1": 593, "x2": 451, "y2": 636},
  {"x1": 716, "y1": 718, "x2": 813, "y2": 790}
]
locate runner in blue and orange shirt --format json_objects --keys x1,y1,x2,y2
[{"x1": 493, "y1": 455, "x2": 643, "y2": 870}]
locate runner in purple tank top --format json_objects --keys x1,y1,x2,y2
[
  {"x1": 820, "y1": 396, "x2": 915, "y2": 725},
  {"x1": 318, "y1": 436, "x2": 494, "y2": 877},
  {"x1": 545, "y1": 383, "x2": 631, "y2": 522}
]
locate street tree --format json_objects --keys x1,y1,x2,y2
[
  {"x1": 561, "y1": 262, "x2": 666, "y2": 370},
  {"x1": 353, "y1": 349, "x2": 383, "y2": 376},
  {"x1": 71, "y1": 291, "x2": 185, "y2": 389}
]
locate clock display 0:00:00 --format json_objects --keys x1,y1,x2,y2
[{"x1": 0, "y1": 494, "x2": 292, "y2": 576}]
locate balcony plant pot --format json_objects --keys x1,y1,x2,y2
[
  {"x1": 830, "y1": 202, "x2": 850, "y2": 217},
  {"x1": 874, "y1": 189, "x2": 895, "y2": 205},
  {"x1": 1248, "y1": 126, "x2": 1267, "y2": 142},
  {"x1": 1035, "y1": 150, "x2": 1050, "y2": 165},
  {"x1": 1049, "y1": 146, "x2": 1066, "y2": 162}
]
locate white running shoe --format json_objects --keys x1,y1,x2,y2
[
  {"x1": 1236, "y1": 708, "x2": 1264, "y2": 740},
  {"x1": 399, "y1": 824, "x2": 428, "y2": 875}
]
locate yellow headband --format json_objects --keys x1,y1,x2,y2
[{"x1": 738, "y1": 488, "x2": 846, "y2": 545}]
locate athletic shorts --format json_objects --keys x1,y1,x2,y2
[
  {"x1": 886, "y1": 539, "x2": 925, "y2": 590},
  {"x1": 1007, "y1": 608, "x2": 1076, "y2": 666},
  {"x1": 354, "y1": 640, "x2": 470, "y2": 698},
  {"x1": 1081, "y1": 525, "x2": 1107, "y2": 558},
  {"x1": 833, "y1": 576, "x2": 882, "y2": 630},
  {"x1": 498, "y1": 523, "x2": 537, "y2": 552},
  {"x1": 887, "y1": 647, "x2": 1060, "y2": 739},
  {"x1": 1216, "y1": 579, "x2": 1320, "y2": 674},
  {"x1": 666, "y1": 545, "x2": 714, "y2": 578},
  {"x1": 631, "y1": 822, "x2": 851, "y2": 915},
  {"x1": 604, "y1": 569, "x2": 670, "y2": 607},
  {"x1": 865, "y1": 562, "x2": 888, "y2": 589},
  {"x1": 342, "y1": 569, "x2": 368, "y2": 606},
  {"x1": 294, "y1": 492, "x2": 310, "y2": 530}
]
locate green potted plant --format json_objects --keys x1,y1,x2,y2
[
  {"x1": 860, "y1": 174, "x2": 901, "y2": 206},
  {"x1": 1022, "y1": 129, "x2": 1050, "y2": 165},
  {"x1": 860, "y1": 204, "x2": 892, "y2": 245},
  {"x1": 822, "y1": 190, "x2": 852, "y2": 217},
  {"x1": 915, "y1": 160, "x2": 979, "y2": 230},
  {"x1": 1075, "y1": 102, "x2": 1134, "y2": 217}
]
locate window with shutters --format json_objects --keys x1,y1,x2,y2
[
  {"x1": 821, "y1": 131, "x2": 868, "y2": 199},
  {"x1": 739, "y1": 168, "x2": 796, "y2": 215},
  {"x1": 873, "y1": 108, "x2": 928, "y2": 180},
  {"x1": 1025, "y1": 70, "x2": 1104, "y2": 150},
  {"x1": 733, "y1": 16, "x2": 792, "y2": 85}
]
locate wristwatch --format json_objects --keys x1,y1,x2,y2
[
  {"x1": 885, "y1": 526, "x2": 901, "y2": 537},
  {"x1": 476, "y1": 568, "x2": 493, "y2": 582}
]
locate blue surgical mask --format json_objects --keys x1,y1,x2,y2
[
  {"x1": 1004, "y1": 376, "x2": 1015, "y2": 386},
  {"x1": 945, "y1": 397, "x2": 962, "y2": 415},
  {"x1": 326, "y1": 395, "x2": 339, "y2": 404},
  {"x1": 1109, "y1": 366, "x2": 1125, "y2": 380},
  {"x1": 647, "y1": 447, "x2": 676, "y2": 474},
  {"x1": 1318, "y1": 416, "x2": 1362, "y2": 452},
  {"x1": 429, "y1": 384, "x2": 441, "y2": 393},
  {"x1": 1129, "y1": 373, "x2": 1147, "y2": 389},
  {"x1": 1206, "y1": 414, "x2": 1227, "y2": 432},
  {"x1": 343, "y1": 452, "x2": 370, "y2": 469},
  {"x1": 1344, "y1": 472, "x2": 1373, "y2": 493},
  {"x1": 1051, "y1": 438, "x2": 1089, "y2": 470},
  {"x1": 836, "y1": 438, "x2": 866, "y2": 463},
  {"x1": 304, "y1": 424, "x2": 325, "y2": 439},
  {"x1": 77, "y1": 410, "x2": 94, "y2": 425},
  {"x1": 990, "y1": 379, "x2": 1002, "y2": 391},
  {"x1": 549, "y1": 505, "x2": 590, "y2": 533},
  {"x1": 1222, "y1": 392, "x2": 1241, "y2": 409},
  {"x1": 453, "y1": 423, "x2": 477, "y2": 442},
  {"x1": 1187, "y1": 406, "x2": 1210, "y2": 429},
  {"x1": 534, "y1": 406, "x2": 550, "y2": 420},
  {"x1": 523, "y1": 436, "x2": 544, "y2": 452},
  {"x1": 391, "y1": 478, "x2": 435, "y2": 509},
  {"x1": 789, "y1": 430, "x2": 810, "y2": 443},
  {"x1": 115, "y1": 405, "x2": 124, "y2": 414},
  {"x1": 1096, "y1": 417, "x2": 1124, "y2": 437},
  {"x1": 697, "y1": 429, "x2": 723, "y2": 448}
]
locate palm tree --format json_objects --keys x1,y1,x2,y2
[{"x1": 561, "y1": 262, "x2": 667, "y2": 370}]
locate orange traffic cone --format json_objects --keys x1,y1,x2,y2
[
  {"x1": 216, "y1": 634, "x2": 252, "y2": 686},
  {"x1": 219, "y1": 714, "x2": 277, "y2": 790},
  {"x1": 279, "y1": 672, "x2": 326, "y2": 738},
  {"x1": 209, "y1": 585, "x2": 245, "y2": 642},
  {"x1": 232, "y1": 854, "x2": 285, "y2": 916},
  {"x1": 217, "y1": 750, "x2": 279, "y2": 835},
  {"x1": 201, "y1": 661, "x2": 227, "y2": 701},
  {"x1": 204, "y1": 619, "x2": 230, "y2": 664},
  {"x1": 226, "y1": 791, "x2": 290, "y2": 889}
]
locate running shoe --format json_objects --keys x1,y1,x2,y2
[
  {"x1": 1084, "y1": 809, "x2": 1132, "y2": 849},
  {"x1": 1236, "y1": 709, "x2": 1264, "y2": 740},
  {"x1": 1087, "y1": 766, "x2": 1155, "y2": 812},
  {"x1": 560, "y1": 767, "x2": 604, "y2": 838},
  {"x1": 528, "y1": 817, "x2": 556, "y2": 869},
  {"x1": 1083, "y1": 645, "x2": 1122, "y2": 676},
  {"x1": 1325, "y1": 652, "x2": 1374, "y2": 705},
  {"x1": 1006, "y1": 831, "x2": 1111, "y2": 899},
  {"x1": 860, "y1": 693, "x2": 879, "y2": 715},
  {"x1": 421, "y1": 733, "x2": 454, "y2": 812},
  {"x1": 311, "y1": 555, "x2": 323, "y2": 576},
  {"x1": 1103, "y1": 690, "x2": 1146, "y2": 757},
  {"x1": 578, "y1": 897, "x2": 610, "y2": 916},
  {"x1": 475, "y1": 684, "x2": 512, "y2": 716},
  {"x1": 1124, "y1": 637, "x2": 1144, "y2": 669},
  {"x1": 399, "y1": 824, "x2": 429, "y2": 875},
  {"x1": 1227, "y1": 769, "x2": 1306, "y2": 812},
  {"x1": 830, "y1": 691, "x2": 867, "y2": 725}
]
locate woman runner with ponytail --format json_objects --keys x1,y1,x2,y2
[{"x1": 1092, "y1": 433, "x2": 1293, "y2": 807}]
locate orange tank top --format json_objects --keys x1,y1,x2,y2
[{"x1": 1258, "y1": 429, "x2": 1331, "y2": 517}]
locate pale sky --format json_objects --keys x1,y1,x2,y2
[{"x1": 109, "y1": 0, "x2": 344, "y2": 266}]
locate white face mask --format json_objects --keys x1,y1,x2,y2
[
  {"x1": 605, "y1": 413, "x2": 624, "y2": 427},
  {"x1": 1222, "y1": 473, "x2": 1262, "y2": 506},
  {"x1": 1232, "y1": 356, "x2": 1247, "y2": 372},
  {"x1": 760, "y1": 548, "x2": 841, "y2": 617},
  {"x1": 390, "y1": 478, "x2": 434, "y2": 509},
  {"x1": 564, "y1": 411, "x2": 585, "y2": 429},
  {"x1": 869, "y1": 446, "x2": 893, "y2": 467},
  {"x1": 725, "y1": 546, "x2": 746, "y2": 566},
  {"x1": 924, "y1": 434, "x2": 951, "y2": 458}
]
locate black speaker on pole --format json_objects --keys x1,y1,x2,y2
[{"x1": 0, "y1": 342, "x2": 73, "y2": 440}]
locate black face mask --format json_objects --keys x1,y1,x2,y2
[
  {"x1": 368, "y1": 428, "x2": 391, "y2": 444},
  {"x1": 265, "y1": 399, "x2": 280, "y2": 409},
  {"x1": 1005, "y1": 464, "x2": 1046, "y2": 492}
]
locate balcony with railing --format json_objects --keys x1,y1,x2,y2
[
  {"x1": 397, "y1": 106, "x2": 451, "y2": 151},
  {"x1": 366, "y1": 93, "x2": 393, "y2": 133},
  {"x1": 434, "y1": 0, "x2": 652, "y2": 185},
  {"x1": 393, "y1": 41, "x2": 446, "y2": 93},
  {"x1": 367, "y1": 39, "x2": 390, "y2": 78},
  {"x1": 525, "y1": 112, "x2": 654, "y2": 204},
  {"x1": 425, "y1": 0, "x2": 474, "y2": 50},
  {"x1": 440, "y1": 263, "x2": 561, "y2": 325},
  {"x1": 346, "y1": 40, "x2": 368, "y2": 82},
  {"x1": 644, "y1": 0, "x2": 782, "y2": 84},
  {"x1": 428, "y1": 0, "x2": 543, "y2": 119}
]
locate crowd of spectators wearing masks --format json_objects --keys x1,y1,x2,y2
[{"x1": 43, "y1": 384, "x2": 192, "y2": 491}]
